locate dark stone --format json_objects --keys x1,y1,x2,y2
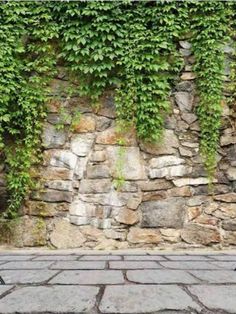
[{"x1": 222, "y1": 220, "x2": 236, "y2": 231}]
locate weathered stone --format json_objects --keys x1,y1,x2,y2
[
  {"x1": 149, "y1": 165, "x2": 191, "y2": 179},
  {"x1": 173, "y1": 177, "x2": 213, "y2": 187},
  {"x1": 180, "y1": 72, "x2": 196, "y2": 80},
  {"x1": 127, "y1": 194, "x2": 142, "y2": 210},
  {"x1": 149, "y1": 156, "x2": 185, "y2": 169},
  {"x1": 180, "y1": 48, "x2": 191, "y2": 57},
  {"x1": 50, "y1": 219, "x2": 86, "y2": 248},
  {"x1": 44, "y1": 150, "x2": 77, "y2": 169},
  {"x1": 138, "y1": 179, "x2": 173, "y2": 191},
  {"x1": 181, "y1": 224, "x2": 221, "y2": 245},
  {"x1": 47, "y1": 113, "x2": 71, "y2": 125},
  {"x1": 79, "y1": 225, "x2": 104, "y2": 240},
  {"x1": 214, "y1": 193, "x2": 236, "y2": 203},
  {"x1": 117, "y1": 181, "x2": 138, "y2": 192},
  {"x1": 74, "y1": 115, "x2": 96, "y2": 133},
  {"x1": 31, "y1": 189, "x2": 73, "y2": 203},
  {"x1": 90, "y1": 218, "x2": 112, "y2": 229},
  {"x1": 96, "y1": 116, "x2": 112, "y2": 131},
  {"x1": 181, "y1": 112, "x2": 197, "y2": 124},
  {"x1": 87, "y1": 165, "x2": 110, "y2": 179},
  {"x1": 104, "y1": 229, "x2": 126, "y2": 241},
  {"x1": 214, "y1": 204, "x2": 236, "y2": 219},
  {"x1": 220, "y1": 134, "x2": 236, "y2": 146},
  {"x1": 42, "y1": 123, "x2": 67, "y2": 149},
  {"x1": 223, "y1": 231, "x2": 236, "y2": 245},
  {"x1": 142, "y1": 191, "x2": 166, "y2": 202},
  {"x1": 95, "y1": 206, "x2": 112, "y2": 219},
  {"x1": 195, "y1": 214, "x2": 218, "y2": 226},
  {"x1": 80, "y1": 191, "x2": 131, "y2": 207},
  {"x1": 44, "y1": 180, "x2": 73, "y2": 191},
  {"x1": 222, "y1": 219, "x2": 236, "y2": 231},
  {"x1": 176, "y1": 81, "x2": 194, "y2": 92},
  {"x1": 139, "y1": 129, "x2": 178, "y2": 155},
  {"x1": 74, "y1": 157, "x2": 88, "y2": 179},
  {"x1": 190, "y1": 120, "x2": 200, "y2": 131},
  {"x1": 140, "y1": 198, "x2": 185, "y2": 228},
  {"x1": 174, "y1": 92, "x2": 194, "y2": 112},
  {"x1": 90, "y1": 151, "x2": 106, "y2": 162},
  {"x1": 167, "y1": 186, "x2": 192, "y2": 197},
  {"x1": 179, "y1": 41, "x2": 192, "y2": 49},
  {"x1": 96, "y1": 127, "x2": 137, "y2": 146},
  {"x1": 70, "y1": 199, "x2": 96, "y2": 217},
  {"x1": 179, "y1": 146, "x2": 194, "y2": 157},
  {"x1": 177, "y1": 120, "x2": 189, "y2": 130},
  {"x1": 127, "y1": 228, "x2": 161, "y2": 244},
  {"x1": 97, "y1": 93, "x2": 116, "y2": 118},
  {"x1": 24, "y1": 201, "x2": 68, "y2": 217},
  {"x1": 226, "y1": 167, "x2": 236, "y2": 181},
  {"x1": 40, "y1": 167, "x2": 74, "y2": 180},
  {"x1": 115, "y1": 208, "x2": 139, "y2": 225},
  {"x1": 187, "y1": 206, "x2": 201, "y2": 221},
  {"x1": 160, "y1": 229, "x2": 181, "y2": 243},
  {"x1": 79, "y1": 179, "x2": 111, "y2": 194},
  {"x1": 71, "y1": 134, "x2": 94, "y2": 156},
  {"x1": 107, "y1": 147, "x2": 146, "y2": 180}
]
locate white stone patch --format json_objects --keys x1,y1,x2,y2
[
  {"x1": 149, "y1": 165, "x2": 191, "y2": 179},
  {"x1": 149, "y1": 156, "x2": 185, "y2": 169},
  {"x1": 173, "y1": 177, "x2": 217, "y2": 187},
  {"x1": 74, "y1": 157, "x2": 88, "y2": 179},
  {"x1": 49, "y1": 150, "x2": 78, "y2": 170},
  {"x1": 70, "y1": 199, "x2": 96, "y2": 217},
  {"x1": 71, "y1": 134, "x2": 94, "y2": 156}
]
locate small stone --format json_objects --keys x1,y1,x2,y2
[
  {"x1": 115, "y1": 208, "x2": 139, "y2": 225},
  {"x1": 97, "y1": 93, "x2": 116, "y2": 118},
  {"x1": 139, "y1": 129, "x2": 178, "y2": 155},
  {"x1": 44, "y1": 180, "x2": 73, "y2": 192},
  {"x1": 74, "y1": 157, "x2": 88, "y2": 179},
  {"x1": 40, "y1": 167, "x2": 73, "y2": 181},
  {"x1": 179, "y1": 41, "x2": 192, "y2": 49},
  {"x1": 96, "y1": 127, "x2": 136, "y2": 146},
  {"x1": 142, "y1": 191, "x2": 166, "y2": 202},
  {"x1": 187, "y1": 206, "x2": 201, "y2": 221},
  {"x1": 149, "y1": 156, "x2": 185, "y2": 169},
  {"x1": 87, "y1": 165, "x2": 110, "y2": 179},
  {"x1": 173, "y1": 177, "x2": 213, "y2": 187},
  {"x1": 127, "y1": 228, "x2": 161, "y2": 244},
  {"x1": 117, "y1": 181, "x2": 139, "y2": 192},
  {"x1": 69, "y1": 199, "x2": 96, "y2": 217},
  {"x1": 138, "y1": 179, "x2": 173, "y2": 191},
  {"x1": 47, "y1": 113, "x2": 71, "y2": 125},
  {"x1": 90, "y1": 151, "x2": 106, "y2": 162},
  {"x1": 140, "y1": 198, "x2": 185, "y2": 228},
  {"x1": 181, "y1": 113, "x2": 197, "y2": 124},
  {"x1": 195, "y1": 214, "x2": 218, "y2": 226},
  {"x1": 214, "y1": 204, "x2": 236, "y2": 219},
  {"x1": 50, "y1": 219, "x2": 86, "y2": 248},
  {"x1": 71, "y1": 134, "x2": 94, "y2": 156},
  {"x1": 91, "y1": 218, "x2": 112, "y2": 229},
  {"x1": 44, "y1": 150, "x2": 77, "y2": 170},
  {"x1": 179, "y1": 147, "x2": 194, "y2": 157},
  {"x1": 214, "y1": 193, "x2": 236, "y2": 203},
  {"x1": 79, "y1": 179, "x2": 111, "y2": 194},
  {"x1": 187, "y1": 196, "x2": 207, "y2": 206},
  {"x1": 181, "y1": 224, "x2": 221, "y2": 245},
  {"x1": 149, "y1": 165, "x2": 191, "y2": 179},
  {"x1": 127, "y1": 194, "x2": 142, "y2": 210},
  {"x1": 174, "y1": 92, "x2": 194, "y2": 112},
  {"x1": 96, "y1": 116, "x2": 112, "y2": 131},
  {"x1": 190, "y1": 121, "x2": 200, "y2": 131},
  {"x1": 226, "y1": 167, "x2": 236, "y2": 181},
  {"x1": 222, "y1": 219, "x2": 236, "y2": 231},
  {"x1": 167, "y1": 186, "x2": 192, "y2": 197},
  {"x1": 80, "y1": 225, "x2": 104, "y2": 240},
  {"x1": 180, "y1": 48, "x2": 191, "y2": 57},
  {"x1": 104, "y1": 229, "x2": 126, "y2": 241},
  {"x1": 180, "y1": 72, "x2": 196, "y2": 80},
  {"x1": 160, "y1": 229, "x2": 180, "y2": 243},
  {"x1": 223, "y1": 231, "x2": 236, "y2": 245},
  {"x1": 74, "y1": 115, "x2": 96, "y2": 133},
  {"x1": 220, "y1": 134, "x2": 236, "y2": 146},
  {"x1": 176, "y1": 81, "x2": 194, "y2": 92},
  {"x1": 42, "y1": 123, "x2": 67, "y2": 149}
]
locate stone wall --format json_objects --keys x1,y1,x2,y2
[{"x1": 0, "y1": 41, "x2": 236, "y2": 250}]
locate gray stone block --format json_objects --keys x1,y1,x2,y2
[
  {"x1": 0, "y1": 255, "x2": 35, "y2": 261},
  {"x1": 159, "y1": 261, "x2": 220, "y2": 270},
  {"x1": 109, "y1": 261, "x2": 160, "y2": 269},
  {"x1": 127, "y1": 270, "x2": 198, "y2": 284},
  {"x1": 0, "y1": 286, "x2": 99, "y2": 314},
  {"x1": 50, "y1": 270, "x2": 124, "y2": 284},
  {"x1": 0, "y1": 270, "x2": 58, "y2": 284},
  {"x1": 79, "y1": 255, "x2": 122, "y2": 261},
  {"x1": 189, "y1": 270, "x2": 236, "y2": 283},
  {"x1": 0, "y1": 261, "x2": 53, "y2": 269},
  {"x1": 124, "y1": 255, "x2": 166, "y2": 261},
  {"x1": 99, "y1": 285, "x2": 200, "y2": 313},
  {"x1": 0, "y1": 286, "x2": 13, "y2": 297},
  {"x1": 51, "y1": 261, "x2": 106, "y2": 269}
]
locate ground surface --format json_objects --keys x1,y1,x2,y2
[{"x1": 0, "y1": 249, "x2": 236, "y2": 314}]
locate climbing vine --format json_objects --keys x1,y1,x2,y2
[{"x1": 0, "y1": 1, "x2": 234, "y2": 215}]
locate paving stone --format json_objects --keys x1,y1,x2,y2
[
  {"x1": 165, "y1": 255, "x2": 211, "y2": 261},
  {"x1": 124, "y1": 255, "x2": 166, "y2": 261},
  {"x1": 0, "y1": 255, "x2": 35, "y2": 261},
  {"x1": 32, "y1": 255, "x2": 78, "y2": 261},
  {"x1": 0, "y1": 286, "x2": 99, "y2": 314},
  {"x1": 188, "y1": 270, "x2": 236, "y2": 283},
  {"x1": 159, "y1": 261, "x2": 220, "y2": 270},
  {"x1": 208, "y1": 255, "x2": 236, "y2": 261},
  {"x1": 209, "y1": 261, "x2": 236, "y2": 270},
  {"x1": 0, "y1": 270, "x2": 58, "y2": 284},
  {"x1": 0, "y1": 261, "x2": 53, "y2": 270},
  {"x1": 0, "y1": 286, "x2": 13, "y2": 297},
  {"x1": 127, "y1": 270, "x2": 198, "y2": 284},
  {"x1": 79, "y1": 255, "x2": 122, "y2": 261},
  {"x1": 51, "y1": 261, "x2": 106, "y2": 269},
  {"x1": 189, "y1": 285, "x2": 236, "y2": 313},
  {"x1": 109, "y1": 261, "x2": 160, "y2": 269},
  {"x1": 99, "y1": 285, "x2": 200, "y2": 313},
  {"x1": 50, "y1": 270, "x2": 124, "y2": 284}
]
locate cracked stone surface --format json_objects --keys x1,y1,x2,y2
[{"x1": 0, "y1": 250, "x2": 236, "y2": 313}]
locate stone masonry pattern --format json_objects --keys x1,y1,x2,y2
[
  {"x1": 0, "y1": 40, "x2": 235, "y2": 249},
  {"x1": 0, "y1": 251, "x2": 236, "y2": 313}
]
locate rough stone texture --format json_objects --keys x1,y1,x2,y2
[
  {"x1": 127, "y1": 228, "x2": 161, "y2": 244},
  {"x1": 50, "y1": 220, "x2": 86, "y2": 249},
  {"x1": 74, "y1": 115, "x2": 96, "y2": 133},
  {"x1": 115, "y1": 208, "x2": 139, "y2": 225},
  {"x1": 140, "y1": 198, "x2": 185, "y2": 228},
  {"x1": 42, "y1": 123, "x2": 67, "y2": 149},
  {"x1": 181, "y1": 224, "x2": 221, "y2": 245},
  {"x1": 71, "y1": 134, "x2": 94, "y2": 156}
]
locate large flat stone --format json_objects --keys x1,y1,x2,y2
[
  {"x1": 0, "y1": 286, "x2": 13, "y2": 297},
  {"x1": 42, "y1": 123, "x2": 67, "y2": 148},
  {"x1": 189, "y1": 285, "x2": 236, "y2": 313},
  {"x1": 189, "y1": 270, "x2": 236, "y2": 283},
  {"x1": 127, "y1": 228, "x2": 162, "y2": 244},
  {"x1": 0, "y1": 286, "x2": 99, "y2": 314},
  {"x1": 51, "y1": 261, "x2": 106, "y2": 269},
  {"x1": 44, "y1": 150, "x2": 77, "y2": 169},
  {"x1": 50, "y1": 270, "x2": 124, "y2": 284},
  {"x1": 99, "y1": 285, "x2": 200, "y2": 313},
  {"x1": 127, "y1": 270, "x2": 198, "y2": 284},
  {"x1": 140, "y1": 198, "x2": 185, "y2": 228},
  {"x1": 109, "y1": 261, "x2": 160, "y2": 269},
  {"x1": 0, "y1": 261, "x2": 53, "y2": 270},
  {"x1": 159, "y1": 261, "x2": 220, "y2": 270},
  {"x1": 0, "y1": 270, "x2": 57, "y2": 284}
]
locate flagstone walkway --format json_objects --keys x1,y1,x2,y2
[{"x1": 0, "y1": 250, "x2": 236, "y2": 313}]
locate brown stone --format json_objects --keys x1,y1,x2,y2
[
  {"x1": 24, "y1": 201, "x2": 69, "y2": 217},
  {"x1": 223, "y1": 231, "x2": 236, "y2": 245},
  {"x1": 160, "y1": 229, "x2": 180, "y2": 243},
  {"x1": 50, "y1": 219, "x2": 86, "y2": 248},
  {"x1": 222, "y1": 219, "x2": 236, "y2": 231},
  {"x1": 115, "y1": 208, "x2": 139, "y2": 225},
  {"x1": 181, "y1": 224, "x2": 221, "y2": 245},
  {"x1": 74, "y1": 115, "x2": 96, "y2": 133},
  {"x1": 195, "y1": 214, "x2": 219, "y2": 226},
  {"x1": 143, "y1": 191, "x2": 166, "y2": 202},
  {"x1": 138, "y1": 180, "x2": 173, "y2": 191},
  {"x1": 79, "y1": 225, "x2": 104, "y2": 240},
  {"x1": 127, "y1": 228, "x2": 162, "y2": 244},
  {"x1": 214, "y1": 193, "x2": 236, "y2": 203},
  {"x1": 167, "y1": 186, "x2": 192, "y2": 197},
  {"x1": 127, "y1": 194, "x2": 142, "y2": 210},
  {"x1": 40, "y1": 167, "x2": 73, "y2": 181},
  {"x1": 180, "y1": 72, "x2": 196, "y2": 80},
  {"x1": 187, "y1": 206, "x2": 201, "y2": 221},
  {"x1": 96, "y1": 127, "x2": 137, "y2": 146}
]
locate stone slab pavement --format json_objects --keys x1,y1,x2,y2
[{"x1": 0, "y1": 249, "x2": 236, "y2": 313}]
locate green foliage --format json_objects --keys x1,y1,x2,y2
[{"x1": 0, "y1": 1, "x2": 234, "y2": 215}]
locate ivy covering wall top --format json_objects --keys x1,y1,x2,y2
[{"x1": 0, "y1": 1, "x2": 235, "y2": 217}]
